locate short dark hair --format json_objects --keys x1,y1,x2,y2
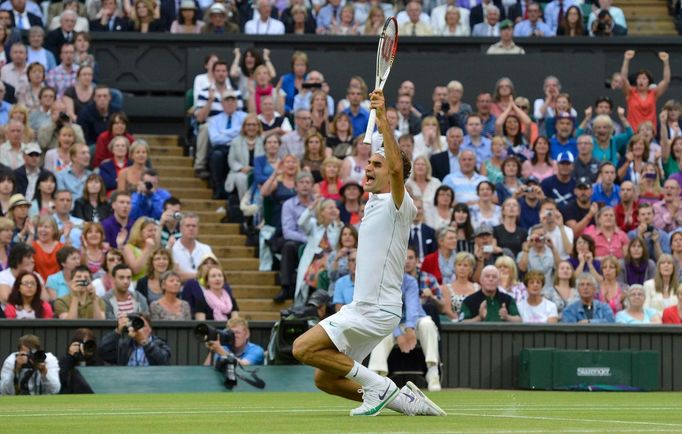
[
  {"x1": 143, "y1": 168, "x2": 159, "y2": 177},
  {"x1": 39, "y1": 86, "x2": 57, "y2": 99},
  {"x1": 112, "y1": 263, "x2": 132, "y2": 277},
  {"x1": 8, "y1": 243, "x2": 35, "y2": 270},
  {"x1": 163, "y1": 197, "x2": 181, "y2": 209},
  {"x1": 71, "y1": 265, "x2": 92, "y2": 279},
  {"x1": 594, "y1": 96, "x2": 612, "y2": 109},
  {"x1": 56, "y1": 246, "x2": 80, "y2": 268},
  {"x1": 110, "y1": 190, "x2": 131, "y2": 203},
  {"x1": 212, "y1": 60, "x2": 229, "y2": 72}
]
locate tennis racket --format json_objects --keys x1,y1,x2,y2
[{"x1": 363, "y1": 17, "x2": 399, "y2": 145}]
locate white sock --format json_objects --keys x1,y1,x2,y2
[
  {"x1": 346, "y1": 361, "x2": 384, "y2": 388},
  {"x1": 427, "y1": 365, "x2": 439, "y2": 378}
]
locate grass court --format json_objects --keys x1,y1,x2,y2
[{"x1": 2, "y1": 389, "x2": 682, "y2": 433}]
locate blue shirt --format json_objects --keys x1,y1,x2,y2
[
  {"x1": 316, "y1": 4, "x2": 342, "y2": 31},
  {"x1": 541, "y1": 175, "x2": 576, "y2": 208},
  {"x1": 130, "y1": 188, "x2": 172, "y2": 221},
  {"x1": 280, "y1": 72, "x2": 306, "y2": 113},
  {"x1": 543, "y1": 0, "x2": 579, "y2": 33},
  {"x1": 343, "y1": 107, "x2": 370, "y2": 139},
  {"x1": 461, "y1": 136, "x2": 492, "y2": 168},
  {"x1": 208, "y1": 110, "x2": 248, "y2": 147},
  {"x1": 549, "y1": 137, "x2": 578, "y2": 161},
  {"x1": 56, "y1": 168, "x2": 92, "y2": 202},
  {"x1": 53, "y1": 215, "x2": 83, "y2": 249},
  {"x1": 333, "y1": 275, "x2": 355, "y2": 306},
  {"x1": 482, "y1": 115, "x2": 496, "y2": 138},
  {"x1": 128, "y1": 341, "x2": 150, "y2": 366},
  {"x1": 628, "y1": 228, "x2": 670, "y2": 256},
  {"x1": 215, "y1": 341, "x2": 265, "y2": 366},
  {"x1": 519, "y1": 199, "x2": 541, "y2": 230},
  {"x1": 592, "y1": 183, "x2": 621, "y2": 207},
  {"x1": 561, "y1": 300, "x2": 615, "y2": 323},
  {"x1": 513, "y1": 19, "x2": 555, "y2": 37},
  {"x1": 394, "y1": 274, "x2": 426, "y2": 338},
  {"x1": 0, "y1": 101, "x2": 11, "y2": 125},
  {"x1": 442, "y1": 172, "x2": 487, "y2": 204},
  {"x1": 46, "y1": 271, "x2": 69, "y2": 298}
]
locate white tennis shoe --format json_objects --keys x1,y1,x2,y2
[
  {"x1": 349, "y1": 377, "x2": 399, "y2": 416},
  {"x1": 398, "y1": 381, "x2": 447, "y2": 416}
]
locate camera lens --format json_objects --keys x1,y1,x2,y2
[
  {"x1": 128, "y1": 315, "x2": 145, "y2": 331},
  {"x1": 173, "y1": 211, "x2": 183, "y2": 221},
  {"x1": 32, "y1": 350, "x2": 46, "y2": 364},
  {"x1": 144, "y1": 181, "x2": 154, "y2": 191},
  {"x1": 82, "y1": 340, "x2": 97, "y2": 356}
]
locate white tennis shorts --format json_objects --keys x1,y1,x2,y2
[{"x1": 319, "y1": 301, "x2": 401, "y2": 362}]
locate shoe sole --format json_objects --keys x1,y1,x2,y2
[
  {"x1": 406, "y1": 381, "x2": 447, "y2": 416},
  {"x1": 350, "y1": 386, "x2": 400, "y2": 417}
]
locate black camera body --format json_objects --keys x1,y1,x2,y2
[
  {"x1": 215, "y1": 353, "x2": 238, "y2": 389},
  {"x1": 27, "y1": 349, "x2": 46, "y2": 365},
  {"x1": 144, "y1": 181, "x2": 154, "y2": 191},
  {"x1": 128, "y1": 314, "x2": 145, "y2": 331},
  {"x1": 281, "y1": 305, "x2": 319, "y2": 320},
  {"x1": 194, "y1": 323, "x2": 235, "y2": 346},
  {"x1": 302, "y1": 82, "x2": 322, "y2": 90}
]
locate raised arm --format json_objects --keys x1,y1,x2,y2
[
  {"x1": 619, "y1": 50, "x2": 634, "y2": 95},
  {"x1": 660, "y1": 110, "x2": 671, "y2": 161},
  {"x1": 494, "y1": 103, "x2": 512, "y2": 136},
  {"x1": 655, "y1": 52, "x2": 671, "y2": 99},
  {"x1": 371, "y1": 89, "x2": 405, "y2": 208}
]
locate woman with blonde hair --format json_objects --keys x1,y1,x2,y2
[
  {"x1": 122, "y1": 217, "x2": 159, "y2": 282},
  {"x1": 480, "y1": 136, "x2": 506, "y2": 185},
  {"x1": 441, "y1": 251, "x2": 479, "y2": 321},
  {"x1": 0, "y1": 216, "x2": 13, "y2": 271},
  {"x1": 80, "y1": 221, "x2": 106, "y2": 278},
  {"x1": 43, "y1": 125, "x2": 76, "y2": 173},
  {"x1": 363, "y1": 5, "x2": 385, "y2": 35},
  {"x1": 150, "y1": 270, "x2": 191, "y2": 320},
  {"x1": 225, "y1": 114, "x2": 264, "y2": 201},
  {"x1": 180, "y1": 253, "x2": 222, "y2": 319},
  {"x1": 117, "y1": 139, "x2": 149, "y2": 193},
  {"x1": 576, "y1": 112, "x2": 633, "y2": 166},
  {"x1": 136, "y1": 247, "x2": 174, "y2": 305},
  {"x1": 413, "y1": 116, "x2": 446, "y2": 159},
  {"x1": 406, "y1": 155, "x2": 441, "y2": 213},
  {"x1": 316, "y1": 156, "x2": 343, "y2": 201},
  {"x1": 495, "y1": 255, "x2": 527, "y2": 303},
  {"x1": 644, "y1": 254, "x2": 679, "y2": 314},
  {"x1": 341, "y1": 136, "x2": 371, "y2": 185},
  {"x1": 130, "y1": 0, "x2": 164, "y2": 32},
  {"x1": 9, "y1": 104, "x2": 35, "y2": 142},
  {"x1": 542, "y1": 260, "x2": 579, "y2": 318},
  {"x1": 439, "y1": 6, "x2": 469, "y2": 36},
  {"x1": 596, "y1": 255, "x2": 627, "y2": 315},
  {"x1": 248, "y1": 64, "x2": 285, "y2": 115}
]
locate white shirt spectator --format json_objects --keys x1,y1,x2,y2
[
  {"x1": 430, "y1": 5, "x2": 470, "y2": 35},
  {"x1": 517, "y1": 298, "x2": 559, "y2": 323},
  {"x1": 172, "y1": 239, "x2": 213, "y2": 276},
  {"x1": 1, "y1": 352, "x2": 60, "y2": 395},
  {"x1": 245, "y1": 17, "x2": 285, "y2": 35}
]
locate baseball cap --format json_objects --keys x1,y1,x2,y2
[
  {"x1": 474, "y1": 223, "x2": 494, "y2": 237},
  {"x1": 555, "y1": 112, "x2": 575, "y2": 123},
  {"x1": 23, "y1": 142, "x2": 41, "y2": 155},
  {"x1": 306, "y1": 290, "x2": 330, "y2": 308},
  {"x1": 576, "y1": 177, "x2": 592, "y2": 189},
  {"x1": 557, "y1": 152, "x2": 575, "y2": 164},
  {"x1": 499, "y1": 19, "x2": 513, "y2": 30},
  {"x1": 524, "y1": 176, "x2": 540, "y2": 186},
  {"x1": 209, "y1": 3, "x2": 226, "y2": 14}
]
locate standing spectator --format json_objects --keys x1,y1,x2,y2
[
  {"x1": 407, "y1": 198, "x2": 436, "y2": 262},
  {"x1": 13, "y1": 142, "x2": 47, "y2": 201},
  {"x1": 101, "y1": 190, "x2": 132, "y2": 248},
  {"x1": 170, "y1": 0, "x2": 205, "y2": 34},
  {"x1": 72, "y1": 173, "x2": 112, "y2": 222},
  {"x1": 51, "y1": 190, "x2": 84, "y2": 248},
  {"x1": 45, "y1": 42, "x2": 77, "y2": 98},
  {"x1": 130, "y1": 168, "x2": 171, "y2": 221},
  {"x1": 172, "y1": 213, "x2": 213, "y2": 281},
  {"x1": 3, "y1": 271, "x2": 53, "y2": 318},
  {"x1": 518, "y1": 270, "x2": 558, "y2": 323},
  {"x1": 461, "y1": 265, "x2": 521, "y2": 322},
  {"x1": 44, "y1": 9, "x2": 76, "y2": 59},
  {"x1": 429, "y1": 126, "x2": 463, "y2": 182},
  {"x1": 541, "y1": 152, "x2": 576, "y2": 208},
  {"x1": 102, "y1": 263, "x2": 149, "y2": 319},
  {"x1": 619, "y1": 50, "x2": 670, "y2": 132},
  {"x1": 576, "y1": 110, "x2": 632, "y2": 166},
  {"x1": 56, "y1": 143, "x2": 91, "y2": 201},
  {"x1": 54, "y1": 265, "x2": 106, "y2": 319},
  {"x1": 0, "y1": 335, "x2": 60, "y2": 395},
  {"x1": 77, "y1": 85, "x2": 114, "y2": 145},
  {"x1": 45, "y1": 245, "x2": 80, "y2": 300},
  {"x1": 561, "y1": 273, "x2": 615, "y2": 323},
  {"x1": 99, "y1": 313, "x2": 171, "y2": 366}
]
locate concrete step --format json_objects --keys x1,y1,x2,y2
[
  {"x1": 191, "y1": 210, "x2": 225, "y2": 223},
  {"x1": 622, "y1": 5, "x2": 670, "y2": 15},
  {"x1": 138, "y1": 134, "x2": 181, "y2": 148},
  {"x1": 157, "y1": 166, "x2": 200, "y2": 178},
  {"x1": 198, "y1": 223, "x2": 241, "y2": 235},
  {"x1": 160, "y1": 177, "x2": 208, "y2": 189},
  {"x1": 151, "y1": 155, "x2": 192, "y2": 167},
  {"x1": 181, "y1": 198, "x2": 228, "y2": 211},
  {"x1": 168, "y1": 187, "x2": 213, "y2": 199},
  {"x1": 232, "y1": 285, "x2": 281, "y2": 299},
  {"x1": 226, "y1": 270, "x2": 277, "y2": 285},
  {"x1": 238, "y1": 299, "x2": 293, "y2": 312},
  {"x1": 221, "y1": 258, "x2": 259, "y2": 271},
  {"x1": 240, "y1": 311, "x2": 281, "y2": 321},
  {"x1": 150, "y1": 146, "x2": 184, "y2": 157}
]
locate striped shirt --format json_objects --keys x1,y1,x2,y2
[
  {"x1": 442, "y1": 172, "x2": 487, "y2": 204},
  {"x1": 195, "y1": 81, "x2": 244, "y2": 119},
  {"x1": 116, "y1": 293, "x2": 135, "y2": 317}
]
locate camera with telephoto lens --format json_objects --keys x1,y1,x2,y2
[
  {"x1": 127, "y1": 314, "x2": 145, "y2": 331},
  {"x1": 194, "y1": 323, "x2": 235, "y2": 346},
  {"x1": 215, "y1": 353, "x2": 238, "y2": 389}
]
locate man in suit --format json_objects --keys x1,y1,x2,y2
[
  {"x1": 409, "y1": 198, "x2": 437, "y2": 263},
  {"x1": 472, "y1": 4, "x2": 501, "y2": 36},
  {"x1": 13, "y1": 143, "x2": 48, "y2": 202},
  {"x1": 45, "y1": 9, "x2": 77, "y2": 59},
  {"x1": 396, "y1": 93, "x2": 421, "y2": 136},
  {"x1": 89, "y1": 0, "x2": 130, "y2": 32},
  {"x1": 469, "y1": 0, "x2": 505, "y2": 30},
  {"x1": 430, "y1": 126, "x2": 464, "y2": 181},
  {"x1": 7, "y1": 0, "x2": 42, "y2": 29}
]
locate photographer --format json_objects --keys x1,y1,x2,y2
[
  {"x1": 204, "y1": 318, "x2": 264, "y2": 367},
  {"x1": 130, "y1": 169, "x2": 172, "y2": 221},
  {"x1": 0, "y1": 335, "x2": 60, "y2": 395},
  {"x1": 159, "y1": 197, "x2": 182, "y2": 248},
  {"x1": 37, "y1": 99, "x2": 86, "y2": 151},
  {"x1": 591, "y1": 10, "x2": 627, "y2": 37},
  {"x1": 54, "y1": 265, "x2": 106, "y2": 319},
  {"x1": 99, "y1": 313, "x2": 171, "y2": 366},
  {"x1": 59, "y1": 328, "x2": 103, "y2": 394}
]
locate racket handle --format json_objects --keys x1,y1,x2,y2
[{"x1": 363, "y1": 109, "x2": 377, "y2": 145}]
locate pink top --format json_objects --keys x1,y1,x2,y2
[
  {"x1": 4, "y1": 302, "x2": 54, "y2": 319},
  {"x1": 521, "y1": 160, "x2": 557, "y2": 182},
  {"x1": 595, "y1": 284, "x2": 625, "y2": 315},
  {"x1": 583, "y1": 225, "x2": 629, "y2": 259}
]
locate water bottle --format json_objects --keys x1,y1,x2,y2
[{"x1": 188, "y1": 145, "x2": 195, "y2": 159}]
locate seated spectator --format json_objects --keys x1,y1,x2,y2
[
  {"x1": 99, "y1": 313, "x2": 171, "y2": 366},
  {"x1": 170, "y1": 0, "x2": 205, "y2": 34},
  {"x1": 469, "y1": 181, "x2": 501, "y2": 230},
  {"x1": 591, "y1": 162, "x2": 620, "y2": 207},
  {"x1": 441, "y1": 252, "x2": 478, "y2": 322},
  {"x1": 662, "y1": 284, "x2": 682, "y2": 324},
  {"x1": 201, "y1": 264, "x2": 239, "y2": 320},
  {"x1": 98, "y1": 136, "x2": 130, "y2": 193},
  {"x1": 101, "y1": 190, "x2": 133, "y2": 248},
  {"x1": 0, "y1": 120, "x2": 27, "y2": 170},
  {"x1": 258, "y1": 96, "x2": 292, "y2": 136},
  {"x1": 517, "y1": 223, "x2": 560, "y2": 285},
  {"x1": 0, "y1": 242, "x2": 35, "y2": 302},
  {"x1": 102, "y1": 263, "x2": 149, "y2": 319},
  {"x1": 43, "y1": 125, "x2": 76, "y2": 174},
  {"x1": 0, "y1": 334, "x2": 60, "y2": 395},
  {"x1": 462, "y1": 265, "x2": 521, "y2": 322},
  {"x1": 46, "y1": 43, "x2": 78, "y2": 98},
  {"x1": 450, "y1": 204, "x2": 475, "y2": 254},
  {"x1": 58, "y1": 328, "x2": 102, "y2": 394},
  {"x1": 0, "y1": 171, "x2": 15, "y2": 217},
  {"x1": 45, "y1": 5, "x2": 77, "y2": 56},
  {"x1": 584, "y1": 206, "x2": 629, "y2": 259},
  {"x1": 421, "y1": 226, "x2": 457, "y2": 285},
  {"x1": 590, "y1": 3, "x2": 627, "y2": 37},
  {"x1": 56, "y1": 143, "x2": 92, "y2": 201},
  {"x1": 518, "y1": 176, "x2": 543, "y2": 230},
  {"x1": 616, "y1": 284, "x2": 661, "y2": 324},
  {"x1": 569, "y1": 233, "x2": 602, "y2": 282},
  {"x1": 205, "y1": 317, "x2": 264, "y2": 367},
  {"x1": 543, "y1": 260, "x2": 579, "y2": 319},
  {"x1": 413, "y1": 117, "x2": 446, "y2": 160},
  {"x1": 513, "y1": 3, "x2": 553, "y2": 37},
  {"x1": 563, "y1": 177, "x2": 597, "y2": 237},
  {"x1": 180, "y1": 253, "x2": 217, "y2": 318},
  {"x1": 0, "y1": 216, "x2": 12, "y2": 269},
  {"x1": 406, "y1": 198, "x2": 436, "y2": 262},
  {"x1": 518, "y1": 270, "x2": 558, "y2": 323},
  {"x1": 496, "y1": 255, "x2": 527, "y2": 304},
  {"x1": 37, "y1": 100, "x2": 86, "y2": 152},
  {"x1": 52, "y1": 189, "x2": 83, "y2": 248},
  {"x1": 17, "y1": 62, "x2": 46, "y2": 113},
  {"x1": 629, "y1": 203, "x2": 669, "y2": 262},
  {"x1": 32, "y1": 215, "x2": 64, "y2": 281},
  {"x1": 158, "y1": 197, "x2": 182, "y2": 248},
  {"x1": 539, "y1": 199, "x2": 574, "y2": 260},
  {"x1": 521, "y1": 136, "x2": 555, "y2": 182},
  {"x1": 437, "y1": 5, "x2": 469, "y2": 36},
  {"x1": 73, "y1": 32, "x2": 95, "y2": 68},
  {"x1": 643, "y1": 254, "x2": 679, "y2": 315},
  {"x1": 283, "y1": 1, "x2": 316, "y2": 35},
  {"x1": 77, "y1": 85, "x2": 114, "y2": 145},
  {"x1": 495, "y1": 157, "x2": 523, "y2": 204},
  {"x1": 129, "y1": 0, "x2": 164, "y2": 33},
  {"x1": 442, "y1": 151, "x2": 487, "y2": 205},
  {"x1": 368, "y1": 270, "x2": 441, "y2": 391},
  {"x1": 93, "y1": 112, "x2": 134, "y2": 167},
  {"x1": 230, "y1": 48, "x2": 276, "y2": 103},
  {"x1": 1, "y1": 42, "x2": 28, "y2": 92},
  {"x1": 558, "y1": 5, "x2": 587, "y2": 36},
  {"x1": 46, "y1": 245, "x2": 80, "y2": 300},
  {"x1": 8, "y1": 193, "x2": 33, "y2": 245},
  {"x1": 301, "y1": 132, "x2": 326, "y2": 182},
  {"x1": 10, "y1": 104, "x2": 36, "y2": 142},
  {"x1": 63, "y1": 65, "x2": 95, "y2": 121},
  {"x1": 202, "y1": 2, "x2": 238, "y2": 34},
  {"x1": 135, "y1": 247, "x2": 173, "y2": 304},
  {"x1": 122, "y1": 217, "x2": 159, "y2": 282},
  {"x1": 341, "y1": 139, "x2": 371, "y2": 186},
  {"x1": 14, "y1": 143, "x2": 47, "y2": 202},
  {"x1": 473, "y1": 4, "x2": 500, "y2": 37},
  {"x1": 245, "y1": 0, "x2": 285, "y2": 35},
  {"x1": 72, "y1": 173, "x2": 112, "y2": 222},
  {"x1": 480, "y1": 136, "x2": 506, "y2": 185},
  {"x1": 541, "y1": 153, "x2": 576, "y2": 208},
  {"x1": 208, "y1": 91, "x2": 247, "y2": 199},
  {"x1": 615, "y1": 181, "x2": 639, "y2": 233},
  {"x1": 80, "y1": 221, "x2": 106, "y2": 278},
  {"x1": 54, "y1": 265, "x2": 106, "y2": 319},
  {"x1": 130, "y1": 168, "x2": 170, "y2": 221},
  {"x1": 493, "y1": 198, "x2": 527, "y2": 258},
  {"x1": 89, "y1": 0, "x2": 130, "y2": 32},
  {"x1": 91, "y1": 248, "x2": 124, "y2": 296},
  {"x1": 149, "y1": 270, "x2": 190, "y2": 320},
  {"x1": 619, "y1": 237, "x2": 656, "y2": 286},
  {"x1": 326, "y1": 112, "x2": 354, "y2": 159},
  {"x1": 27, "y1": 27, "x2": 56, "y2": 75},
  {"x1": 331, "y1": 247, "x2": 357, "y2": 311},
  {"x1": 562, "y1": 273, "x2": 615, "y2": 323},
  {"x1": 3, "y1": 270, "x2": 53, "y2": 318},
  {"x1": 224, "y1": 115, "x2": 264, "y2": 201},
  {"x1": 48, "y1": 0, "x2": 88, "y2": 32},
  {"x1": 315, "y1": 156, "x2": 342, "y2": 201},
  {"x1": 326, "y1": 225, "x2": 358, "y2": 294},
  {"x1": 172, "y1": 212, "x2": 213, "y2": 281},
  {"x1": 653, "y1": 179, "x2": 682, "y2": 232},
  {"x1": 28, "y1": 87, "x2": 56, "y2": 132},
  {"x1": 117, "y1": 139, "x2": 148, "y2": 193},
  {"x1": 597, "y1": 255, "x2": 626, "y2": 314}
]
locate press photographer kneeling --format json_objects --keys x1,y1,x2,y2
[
  {"x1": 59, "y1": 328, "x2": 103, "y2": 394},
  {"x1": 0, "y1": 335, "x2": 60, "y2": 395},
  {"x1": 99, "y1": 313, "x2": 172, "y2": 366}
]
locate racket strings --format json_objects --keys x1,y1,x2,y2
[{"x1": 377, "y1": 20, "x2": 397, "y2": 80}]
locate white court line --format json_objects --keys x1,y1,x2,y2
[{"x1": 445, "y1": 411, "x2": 682, "y2": 429}]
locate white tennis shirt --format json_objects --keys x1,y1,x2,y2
[{"x1": 353, "y1": 190, "x2": 417, "y2": 316}]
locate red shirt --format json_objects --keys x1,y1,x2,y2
[
  {"x1": 662, "y1": 305, "x2": 681, "y2": 324},
  {"x1": 615, "y1": 202, "x2": 639, "y2": 233},
  {"x1": 626, "y1": 89, "x2": 657, "y2": 132},
  {"x1": 420, "y1": 252, "x2": 442, "y2": 284},
  {"x1": 93, "y1": 131, "x2": 135, "y2": 168},
  {"x1": 583, "y1": 226, "x2": 629, "y2": 259}
]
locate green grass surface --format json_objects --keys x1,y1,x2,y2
[{"x1": 2, "y1": 390, "x2": 682, "y2": 433}]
